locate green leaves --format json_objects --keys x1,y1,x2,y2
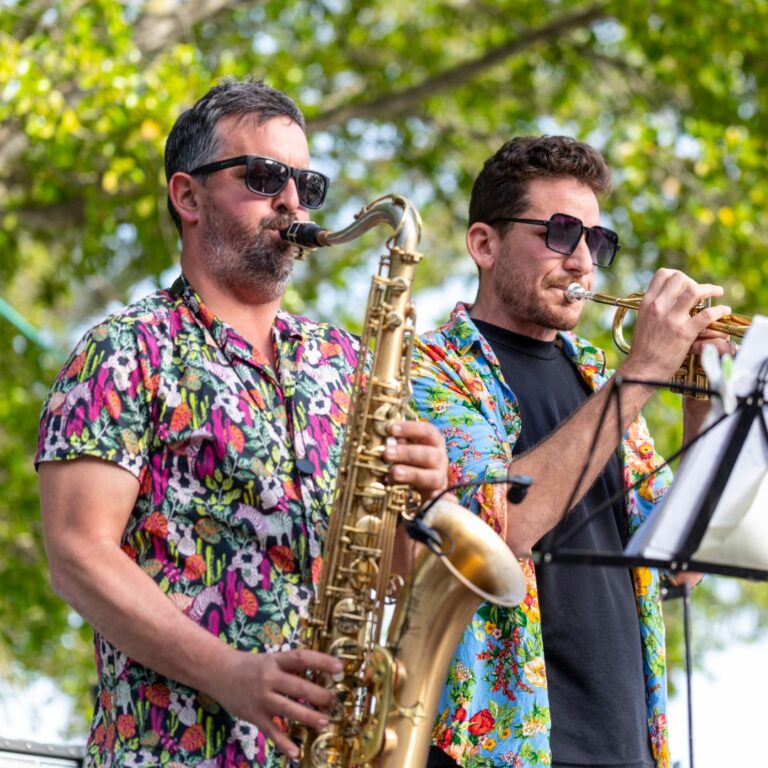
[{"x1": 3, "y1": 0, "x2": 768, "y2": 733}]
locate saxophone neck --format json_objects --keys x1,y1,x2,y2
[{"x1": 279, "y1": 194, "x2": 423, "y2": 260}]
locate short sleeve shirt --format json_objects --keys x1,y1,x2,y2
[
  {"x1": 36, "y1": 278, "x2": 359, "y2": 767},
  {"x1": 410, "y1": 303, "x2": 673, "y2": 768}
]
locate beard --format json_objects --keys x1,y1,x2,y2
[
  {"x1": 493, "y1": 242, "x2": 584, "y2": 333},
  {"x1": 202, "y1": 203, "x2": 296, "y2": 301}
]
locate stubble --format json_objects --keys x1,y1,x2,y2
[
  {"x1": 494, "y1": 240, "x2": 583, "y2": 333},
  {"x1": 203, "y1": 203, "x2": 296, "y2": 302}
]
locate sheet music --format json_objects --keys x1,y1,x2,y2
[{"x1": 625, "y1": 315, "x2": 768, "y2": 571}]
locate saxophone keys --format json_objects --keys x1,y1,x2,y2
[
  {"x1": 328, "y1": 636, "x2": 363, "y2": 674},
  {"x1": 383, "y1": 310, "x2": 403, "y2": 329},
  {"x1": 309, "y1": 732, "x2": 346, "y2": 766},
  {"x1": 359, "y1": 482, "x2": 387, "y2": 510},
  {"x1": 348, "y1": 557, "x2": 379, "y2": 590},
  {"x1": 332, "y1": 597, "x2": 365, "y2": 636},
  {"x1": 350, "y1": 513, "x2": 383, "y2": 538}
]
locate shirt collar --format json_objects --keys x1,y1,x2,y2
[
  {"x1": 274, "y1": 309, "x2": 306, "y2": 342},
  {"x1": 442, "y1": 300, "x2": 607, "y2": 379},
  {"x1": 170, "y1": 274, "x2": 305, "y2": 351}
]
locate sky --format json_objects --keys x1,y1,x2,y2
[{"x1": 667, "y1": 637, "x2": 768, "y2": 767}]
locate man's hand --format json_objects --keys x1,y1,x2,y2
[
  {"x1": 384, "y1": 420, "x2": 449, "y2": 502},
  {"x1": 39, "y1": 459, "x2": 343, "y2": 761},
  {"x1": 620, "y1": 268, "x2": 733, "y2": 384},
  {"x1": 682, "y1": 330, "x2": 737, "y2": 441},
  {"x1": 210, "y1": 647, "x2": 343, "y2": 760}
]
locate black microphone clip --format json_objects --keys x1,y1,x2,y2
[
  {"x1": 505, "y1": 475, "x2": 533, "y2": 505},
  {"x1": 404, "y1": 516, "x2": 444, "y2": 556}
]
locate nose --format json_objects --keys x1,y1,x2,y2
[
  {"x1": 562, "y1": 232, "x2": 594, "y2": 275},
  {"x1": 272, "y1": 177, "x2": 302, "y2": 213}
]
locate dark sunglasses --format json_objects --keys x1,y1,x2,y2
[
  {"x1": 189, "y1": 154, "x2": 330, "y2": 210},
  {"x1": 486, "y1": 212, "x2": 620, "y2": 268}
]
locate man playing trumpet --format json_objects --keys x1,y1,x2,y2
[{"x1": 411, "y1": 135, "x2": 734, "y2": 768}]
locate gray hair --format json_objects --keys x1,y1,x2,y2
[{"x1": 164, "y1": 77, "x2": 306, "y2": 234}]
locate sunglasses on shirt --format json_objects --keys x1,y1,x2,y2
[
  {"x1": 189, "y1": 154, "x2": 330, "y2": 210},
  {"x1": 485, "y1": 212, "x2": 620, "y2": 268}
]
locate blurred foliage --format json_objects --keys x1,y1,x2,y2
[{"x1": 2, "y1": 0, "x2": 768, "y2": 737}]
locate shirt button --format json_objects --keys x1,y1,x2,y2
[{"x1": 296, "y1": 458, "x2": 315, "y2": 475}]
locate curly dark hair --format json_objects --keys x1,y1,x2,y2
[
  {"x1": 468, "y1": 136, "x2": 612, "y2": 226},
  {"x1": 164, "y1": 77, "x2": 306, "y2": 234}
]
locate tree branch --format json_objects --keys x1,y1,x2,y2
[
  {"x1": 308, "y1": 3, "x2": 610, "y2": 130},
  {"x1": 134, "y1": 0, "x2": 257, "y2": 54}
]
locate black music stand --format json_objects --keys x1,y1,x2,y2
[
  {"x1": 0, "y1": 736, "x2": 84, "y2": 766},
  {"x1": 538, "y1": 315, "x2": 768, "y2": 581}
]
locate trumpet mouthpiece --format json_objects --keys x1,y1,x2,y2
[{"x1": 564, "y1": 283, "x2": 591, "y2": 303}]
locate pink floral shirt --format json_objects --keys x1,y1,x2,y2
[{"x1": 36, "y1": 277, "x2": 359, "y2": 767}]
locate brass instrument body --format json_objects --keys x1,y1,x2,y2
[
  {"x1": 383, "y1": 500, "x2": 526, "y2": 767},
  {"x1": 282, "y1": 196, "x2": 525, "y2": 767},
  {"x1": 564, "y1": 282, "x2": 750, "y2": 398}
]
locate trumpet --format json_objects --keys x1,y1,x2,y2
[{"x1": 563, "y1": 282, "x2": 751, "y2": 398}]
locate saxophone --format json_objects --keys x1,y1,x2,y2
[{"x1": 280, "y1": 194, "x2": 525, "y2": 768}]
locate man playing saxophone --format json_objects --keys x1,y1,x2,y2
[
  {"x1": 35, "y1": 78, "x2": 450, "y2": 767},
  {"x1": 412, "y1": 136, "x2": 735, "y2": 768}
]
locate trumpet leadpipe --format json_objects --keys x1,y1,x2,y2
[
  {"x1": 563, "y1": 283, "x2": 642, "y2": 310},
  {"x1": 562, "y1": 282, "x2": 750, "y2": 338}
]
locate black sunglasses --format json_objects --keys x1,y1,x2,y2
[
  {"x1": 486, "y1": 212, "x2": 620, "y2": 268},
  {"x1": 189, "y1": 154, "x2": 330, "y2": 210}
]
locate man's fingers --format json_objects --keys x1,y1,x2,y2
[
  {"x1": 689, "y1": 281, "x2": 726, "y2": 302},
  {"x1": 270, "y1": 651, "x2": 341, "y2": 708},
  {"x1": 644, "y1": 270, "x2": 726, "y2": 318},
  {"x1": 385, "y1": 440, "x2": 446, "y2": 469},
  {"x1": 258, "y1": 692, "x2": 333, "y2": 760},
  {"x1": 276, "y1": 648, "x2": 343, "y2": 676},
  {"x1": 391, "y1": 464, "x2": 445, "y2": 491},
  {"x1": 261, "y1": 717, "x2": 301, "y2": 760},
  {"x1": 390, "y1": 419, "x2": 443, "y2": 446},
  {"x1": 385, "y1": 421, "x2": 448, "y2": 471},
  {"x1": 261, "y1": 688, "x2": 330, "y2": 733},
  {"x1": 381, "y1": 421, "x2": 449, "y2": 499},
  {"x1": 690, "y1": 337, "x2": 734, "y2": 357},
  {"x1": 690, "y1": 303, "x2": 732, "y2": 334},
  {"x1": 272, "y1": 670, "x2": 337, "y2": 710}
]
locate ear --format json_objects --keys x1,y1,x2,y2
[
  {"x1": 466, "y1": 222, "x2": 500, "y2": 273},
  {"x1": 167, "y1": 172, "x2": 202, "y2": 228}
]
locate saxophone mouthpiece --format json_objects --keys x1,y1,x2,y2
[
  {"x1": 564, "y1": 282, "x2": 592, "y2": 303},
  {"x1": 279, "y1": 221, "x2": 328, "y2": 248}
]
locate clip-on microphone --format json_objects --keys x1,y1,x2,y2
[{"x1": 405, "y1": 475, "x2": 533, "y2": 554}]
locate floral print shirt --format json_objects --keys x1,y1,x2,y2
[
  {"x1": 36, "y1": 277, "x2": 359, "y2": 767},
  {"x1": 411, "y1": 303, "x2": 673, "y2": 768}
]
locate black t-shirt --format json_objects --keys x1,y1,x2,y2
[{"x1": 474, "y1": 319, "x2": 654, "y2": 768}]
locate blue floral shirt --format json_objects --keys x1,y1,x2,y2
[{"x1": 411, "y1": 303, "x2": 673, "y2": 768}]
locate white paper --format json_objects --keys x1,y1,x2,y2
[{"x1": 625, "y1": 315, "x2": 768, "y2": 571}]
